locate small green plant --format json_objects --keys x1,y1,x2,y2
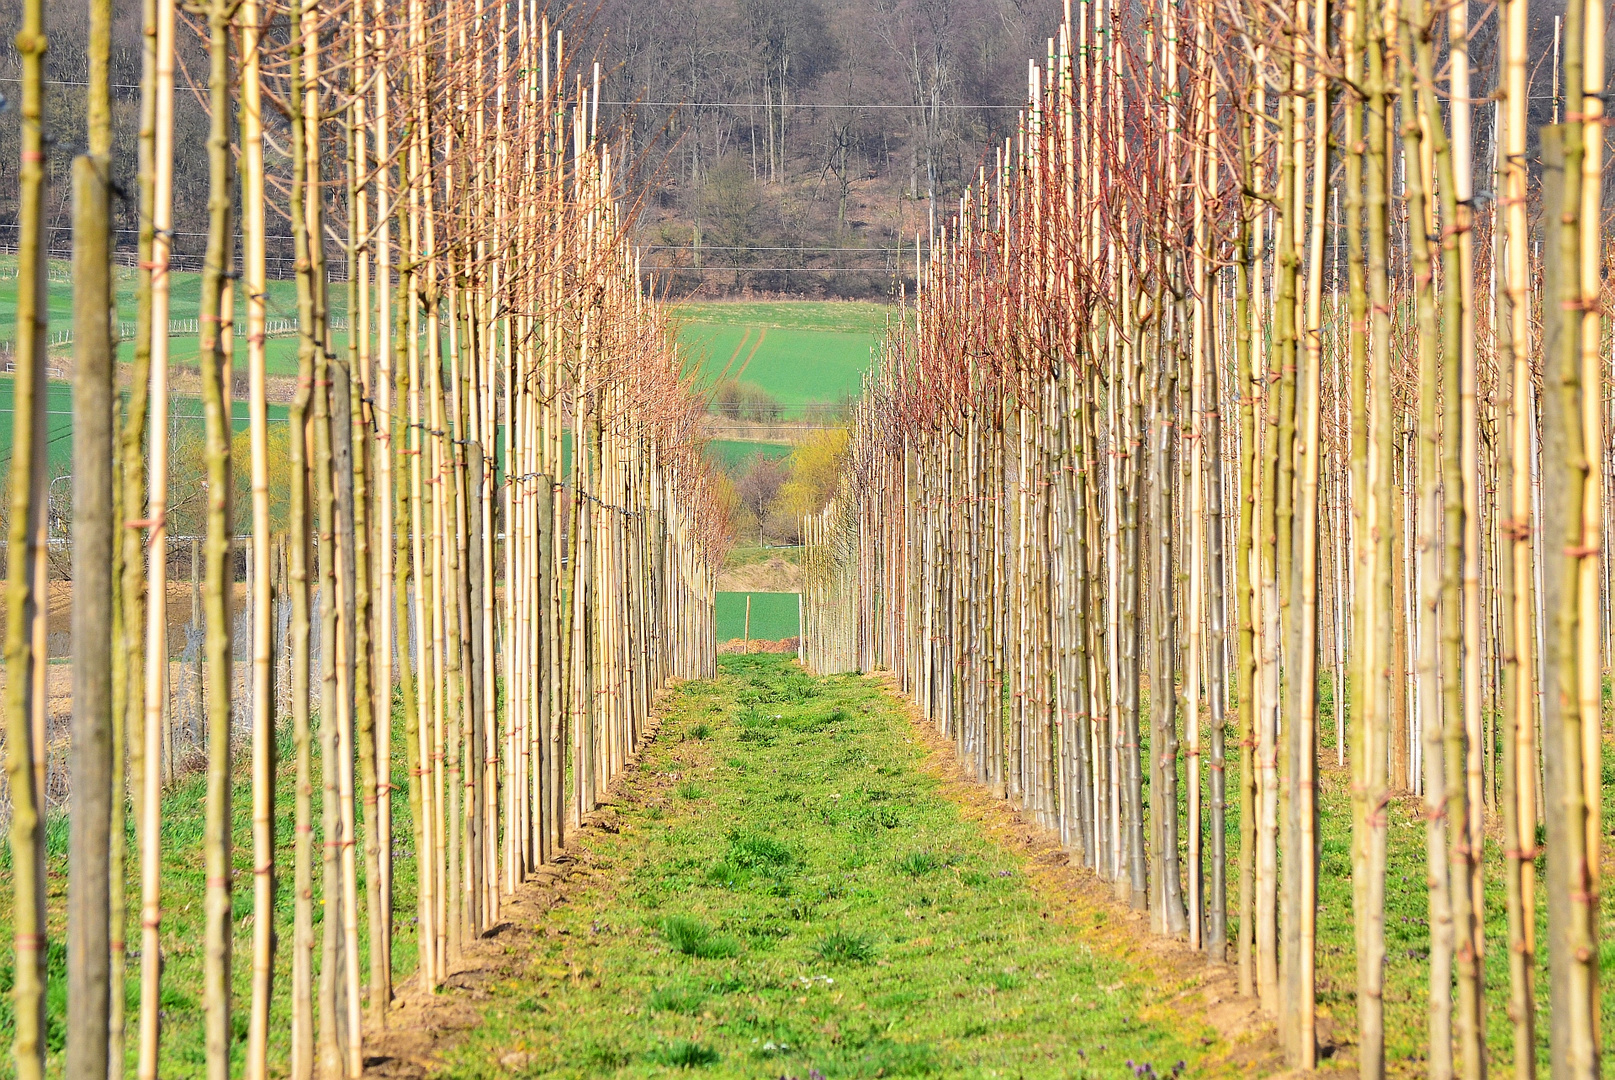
[
  {"x1": 676, "y1": 780, "x2": 706, "y2": 800},
  {"x1": 897, "y1": 850, "x2": 944, "y2": 877},
  {"x1": 855, "y1": 1038, "x2": 940, "y2": 1076},
  {"x1": 661, "y1": 915, "x2": 741, "y2": 959},
  {"x1": 862, "y1": 805, "x2": 902, "y2": 829},
  {"x1": 726, "y1": 829, "x2": 794, "y2": 869},
  {"x1": 583, "y1": 1040, "x2": 633, "y2": 1068},
  {"x1": 737, "y1": 725, "x2": 776, "y2": 746},
  {"x1": 814, "y1": 929, "x2": 876, "y2": 963},
  {"x1": 984, "y1": 969, "x2": 1024, "y2": 992},
  {"x1": 647, "y1": 983, "x2": 706, "y2": 1014},
  {"x1": 648, "y1": 1040, "x2": 720, "y2": 1068},
  {"x1": 688, "y1": 722, "x2": 712, "y2": 740}
]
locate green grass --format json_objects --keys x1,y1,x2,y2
[
  {"x1": 706, "y1": 439, "x2": 792, "y2": 474},
  {"x1": 1273, "y1": 684, "x2": 1615, "y2": 1072},
  {"x1": 715, "y1": 592, "x2": 799, "y2": 642},
  {"x1": 1168, "y1": 672, "x2": 1615, "y2": 1074},
  {"x1": 434, "y1": 653, "x2": 1218, "y2": 1079},
  {"x1": 722, "y1": 545, "x2": 801, "y2": 571},
  {"x1": 0, "y1": 375, "x2": 291, "y2": 475},
  {"x1": 0, "y1": 257, "x2": 349, "y2": 379},
  {"x1": 0, "y1": 698, "x2": 422, "y2": 1079},
  {"x1": 672, "y1": 302, "x2": 893, "y2": 410}
]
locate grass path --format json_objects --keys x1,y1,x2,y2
[{"x1": 374, "y1": 655, "x2": 1272, "y2": 1079}]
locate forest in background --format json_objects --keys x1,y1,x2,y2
[
  {"x1": 1, "y1": 0, "x2": 1605, "y2": 299},
  {"x1": 593, "y1": 0, "x2": 1061, "y2": 297},
  {"x1": 0, "y1": 0, "x2": 1060, "y2": 298}
]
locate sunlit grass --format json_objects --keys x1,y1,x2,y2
[{"x1": 435, "y1": 653, "x2": 1216, "y2": 1079}]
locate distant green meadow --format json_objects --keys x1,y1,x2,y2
[
  {"x1": 0, "y1": 375, "x2": 290, "y2": 476},
  {"x1": 707, "y1": 439, "x2": 791, "y2": 473},
  {"x1": 715, "y1": 591, "x2": 799, "y2": 642},
  {"x1": 0, "y1": 258, "x2": 346, "y2": 378},
  {"x1": 671, "y1": 301, "x2": 893, "y2": 411}
]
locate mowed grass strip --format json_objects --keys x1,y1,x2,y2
[{"x1": 439, "y1": 654, "x2": 1215, "y2": 1079}]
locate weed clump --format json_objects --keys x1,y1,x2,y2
[
  {"x1": 983, "y1": 969, "x2": 1024, "y2": 991},
  {"x1": 660, "y1": 915, "x2": 741, "y2": 959},
  {"x1": 897, "y1": 850, "x2": 945, "y2": 877},
  {"x1": 648, "y1": 1040, "x2": 720, "y2": 1068},
  {"x1": 726, "y1": 829, "x2": 794, "y2": 869},
  {"x1": 647, "y1": 984, "x2": 706, "y2": 1014},
  {"x1": 813, "y1": 929, "x2": 876, "y2": 963},
  {"x1": 675, "y1": 780, "x2": 706, "y2": 800},
  {"x1": 581, "y1": 1040, "x2": 632, "y2": 1068},
  {"x1": 687, "y1": 722, "x2": 712, "y2": 741},
  {"x1": 860, "y1": 805, "x2": 902, "y2": 830},
  {"x1": 736, "y1": 704, "x2": 777, "y2": 745},
  {"x1": 852, "y1": 1039, "x2": 939, "y2": 1076}
]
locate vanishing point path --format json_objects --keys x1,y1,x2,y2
[{"x1": 366, "y1": 655, "x2": 1283, "y2": 1080}]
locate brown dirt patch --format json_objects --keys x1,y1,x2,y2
[
  {"x1": 715, "y1": 555, "x2": 801, "y2": 592},
  {"x1": 879, "y1": 672, "x2": 1344, "y2": 1080},
  {"x1": 717, "y1": 636, "x2": 798, "y2": 655}
]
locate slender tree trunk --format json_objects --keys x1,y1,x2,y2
[{"x1": 66, "y1": 0, "x2": 116, "y2": 1068}]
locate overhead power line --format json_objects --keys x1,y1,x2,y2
[
  {"x1": 603, "y1": 100, "x2": 1021, "y2": 110},
  {"x1": 642, "y1": 265, "x2": 905, "y2": 273},
  {"x1": 1, "y1": 79, "x2": 1025, "y2": 109}
]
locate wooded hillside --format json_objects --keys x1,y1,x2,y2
[{"x1": 0, "y1": 0, "x2": 1059, "y2": 297}]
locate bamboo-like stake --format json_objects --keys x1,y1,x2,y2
[
  {"x1": 1233, "y1": 73, "x2": 1259, "y2": 997},
  {"x1": 370, "y1": 0, "x2": 396, "y2": 1011},
  {"x1": 287, "y1": 0, "x2": 320, "y2": 1068},
  {"x1": 1499, "y1": 0, "x2": 1537, "y2": 1069},
  {"x1": 6, "y1": 0, "x2": 49, "y2": 1074},
  {"x1": 240, "y1": 0, "x2": 275, "y2": 1067},
  {"x1": 197, "y1": 0, "x2": 238, "y2": 1071},
  {"x1": 137, "y1": 0, "x2": 178, "y2": 1068},
  {"x1": 1292, "y1": 0, "x2": 1328, "y2": 1056}
]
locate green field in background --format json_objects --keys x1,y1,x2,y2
[
  {"x1": 0, "y1": 375, "x2": 290, "y2": 475},
  {"x1": 715, "y1": 591, "x2": 799, "y2": 641},
  {"x1": 672, "y1": 301, "x2": 890, "y2": 408},
  {"x1": 707, "y1": 438, "x2": 791, "y2": 472},
  {"x1": 0, "y1": 258, "x2": 348, "y2": 378}
]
